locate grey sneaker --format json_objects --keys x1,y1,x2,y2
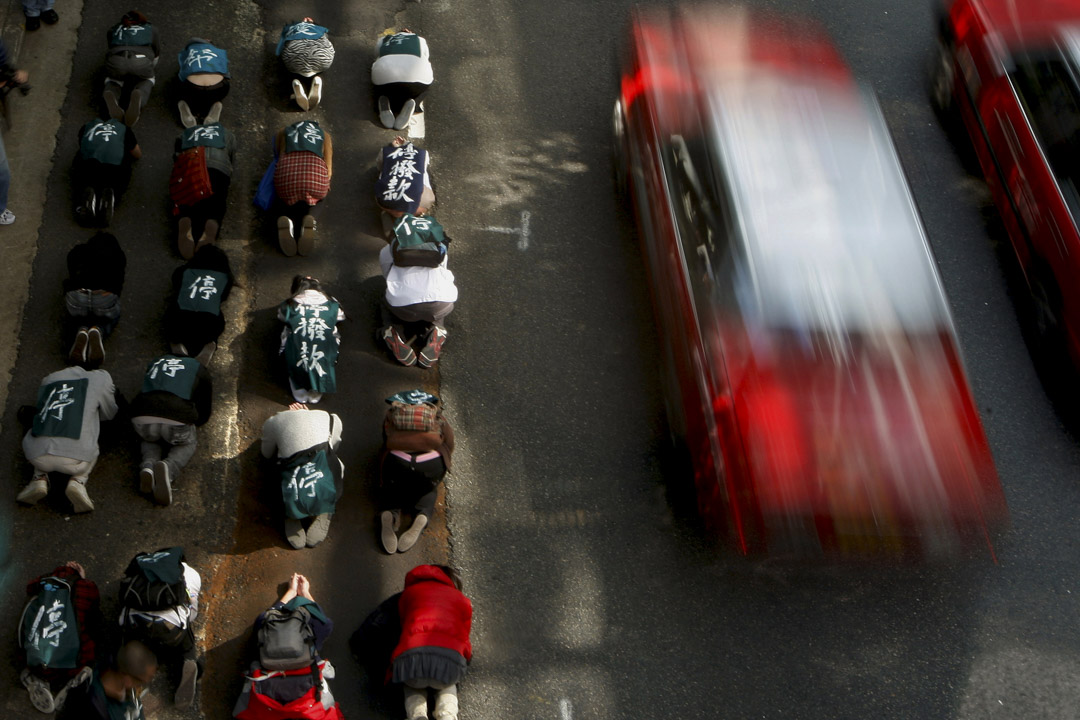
[
  {"x1": 65, "y1": 479, "x2": 94, "y2": 513},
  {"x1": 195, "y1": 341, "x2": 217, "y2": 366},
  {"x1": 0, "y1": 208, "x2": 15, "y2": 225},
  {"x1": 152, "y1": 461, "x2": 172, "y2": 506},
  {"x1": 205, "y1": 101, "x2": 223, "y2": 123},
  {"x1": 178, "y1": 100, "x2": 196, "y2": 128},
  {"x1": 21, "y1": 668, "x2": 55, "y2": 713},
  {"x1": 378, "y1": 95, "x2": 395, "y2": 128},
  {"x1": 380, "y1": 511, "x2": 399, "y2": 553},
  {"x1": 397, "y1": 513, "x2": 428, "y2": 552},
  {"x1": 305, "y1": 513, "x2": 332, "y2": 547},
  {"x1": 285, "y1": 518, "x2": 306, "y2": 549},
  {"x1": 381, "y1": 326, "x2": 417, "y2": 366}
]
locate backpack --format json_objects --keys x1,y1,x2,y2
[
  {"x1": 19, "y1": 576, "x2": 81, "y2": 670},
  {"x1": 259, "y1": 605, "x2": 316, "y2": 671},
  {"x1": 119, "y1": 547, "x2": 188, "y2": 611},
  {"x1": 390, "y1": 214, "x2": 449, "y2": 268},
  {"x1": 387, "y1": 400, "x2": 440, "y2": 433},
  {"x1": 233, "y1": 660, "x2": 343, "y2": 720},
  {"x1": 170, "y1": 146, "x2": 213, "y2": 213}
]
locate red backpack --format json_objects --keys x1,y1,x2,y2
[{"x1": 232, "y1": 661, "x2": 344, "y2": 720}]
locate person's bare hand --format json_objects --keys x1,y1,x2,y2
[
  {"x1": 392, "y1": 136, "x2": 407, "y2": 147},
  {"x1": 65, "y1": 561, "x2": 86, "y2": 578},
  {"x1": 297, "y1": 574, "x2": 313, "y2": 601},
  {"x1": 13, "y1": 70, "x2": 28, "y2": 85},
  {"x1": 288, "y1": 402, "x2": 308, "y2": 411},
  {"x1": 289, "y1": 573, "x2": 300, "y2": 593}
]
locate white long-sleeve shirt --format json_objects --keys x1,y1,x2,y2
[
  {"x1": 371, "y1": 34, "x2": 433, "y2": 85},
  {"x1": 379, "y1": 243, "x2": 458, "y2": 307}
]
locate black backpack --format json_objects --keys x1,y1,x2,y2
[
  {"x1": 259, "y1": 604, "x2": 316, "y2": 671},
  {"x1": 119, "y1": 547, "x2": 188, "y2": 611}
]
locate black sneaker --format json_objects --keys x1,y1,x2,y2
[
  {"x1": 25, "y1": 15, "x2": 40, "y2": 31},
  {"x1": 75, "y1": 189, "x2": 96, "y2": 225},
  {"x1": 41, "y1": 9, "x2": 59, "y2": 24},
  {"x1": 97, "y1": 188, "x2": 115, "y2": 227}
]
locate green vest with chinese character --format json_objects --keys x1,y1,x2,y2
[
  {"x1": 32, "y1": 378, "x2": 89, "y2": 439},
  {"x1": 141, "y1": 356, "x2": 200, "y2": 401},
  {"x1": 280, "y1": 300, "x2": 339, "y2": 395},
  {"x1": 79, "y1": 120, "x2": 127, "y2": 166},
  {"x1": 179, "y1": 123, "x2": 227, "y2": 150},
  {"x1": 177, "y1": 269, "x2": 227, "y2": 315},
  {"x1": 279, "y1": 441, "x2": 340, "y2": 519},
  {"x1": 283, "y1": 121, "x2": 324, "y2": 158},
  {"x1": 378, "y1": 33, "x2": 421, "y2": 57}
]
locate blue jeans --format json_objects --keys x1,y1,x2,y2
[
  {"x1": 22, "y1": 0, "x2": 54, "y2": 17},
  {"x1": 0, "y1": 129, "x2": 9, "y2": 211}
]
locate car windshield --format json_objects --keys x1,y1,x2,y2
[{"x1": 694, "y1": 78, "x2": 952, "y2": 336}]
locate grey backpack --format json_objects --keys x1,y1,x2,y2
[{"x1": 258, "y1": 605, "x2": 316, "y2": 670}]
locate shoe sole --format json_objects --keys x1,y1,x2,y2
[
  {"x1": 179, "y1": 217, "x2": 195, "y2": 259},
  {"x1": 16, "y1": 482, "x2": 48, "y2": 505},
  {"x1": 309, "y1": 77, "x2": 322, "y2": 109},
  {"x1": 139, "y1": 467, "x2": 154, "y2": 494},
  {"x1": 394, "y1": 99, "x2": 416, "y2": 131},
  {"x1": 278, "y1": 217, "x2": 297, "y2": 256},
  {"x1": 380, "y1": 512, "x2": 398, "y2": 553},
  {"x1": 152, "y1": 461, "x2": 172, "y2": 506},
  {"x1": 65, "y1": 483, "x2": 94, "y2": 513},
  {"x1": 199, "y1": 219, "x2": 219, "y2": 249},
  {"x1": 292, "y1": 80, "x2": 309, "y2": 111},
  {"x1": 125, "y1": 89, "x2": 142, "y2": 126},
  {"x1": 104, "y1": 92, "x2": 123, "y2": 121},
  {"x1": 69, "y1": 332, "x2": 89, "y2": 365},
  {"x1": 298, "y1": 215, "x2": 316, "y2": 255},
  {"x1": 174, "y1": 661, "x2": 198, "y2": 709},
  {"x1": 22, "y1": 672, "x2": 55, "y2": 714},
  {"x1": 86, "y1": 329, "x2": 105, "y2": 366}
]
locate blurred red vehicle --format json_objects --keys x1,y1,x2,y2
[
  {"x1": 614, "y1": 6, "x2": 1008, "y2": 557},
  {"x1": 932, "y1": 0, "x2": 1080, "y2": 366}
]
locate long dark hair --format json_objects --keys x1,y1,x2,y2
[
  {"x1": 289, "y1": 275, "x2": 339, "y2": 305},
  {"x1": 189, "y1": 245, "x2": 235, "y2": 284}
]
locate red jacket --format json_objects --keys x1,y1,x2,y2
[{"x1": 392, "y1": 565, "x2": 472, "y2": 662}]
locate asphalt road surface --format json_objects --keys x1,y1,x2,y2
[{"x1": 0, "y1": 1, "x2": 1078, "y2": 719}]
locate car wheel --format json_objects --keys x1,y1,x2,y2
[
  {"x1": 1030, "y1": 270, "x2": 1064, "y2": 346},
  {"x1": 929, "y1": 37, "x2": 956, "y2": 116},
  {"x1": 612, "y1": 98, "x2": 629, "y2": 198}
]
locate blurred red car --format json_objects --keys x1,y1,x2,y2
[
  {"x1": 932, "y1": 0, "x2": 1080, "y2": 366},
  {"x1": 614, "y1": 6, "x2": 1008, "y2": 557}
]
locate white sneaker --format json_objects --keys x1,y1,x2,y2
[
  {"x1": 16, "y1": 476, "x2": 48, "y2": 505},
  {"x1": 291, "y1": 79, "x2": 309, "y2": 111},
  {"x1": 394, "y1": 99, "x2": 416, "y2": 131},
  {"x1": 65, "y1": 479, "x2": 94, "y2": 513},
  {"x1": 309, "y1": 76, "x2": 323, "y2": 109},
  {"x1": 0, "y1": 208, "x2": 15, "y2": 225}
]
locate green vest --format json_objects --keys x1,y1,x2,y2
[
  {"x1": 141, "y1": 356, "x2": 200, "y2": 400},
  {"x1": 108, "y1": 22, "x2": 153, "y2": 47},
  {"x1": 79, "y1": 120, "x2": 126, "y2": 166},
  {"x1": 281, "y1": 300, "x2": 339, "y2": 394},
  {"x1": 176, "y1": 269, "x2": 227, "y2": 315},
  {"x1": 179, "y1": 123, "x2": 227, "y2": 150},
  {"x1": 379, "y1": 33, "x2": 421, "y2": 57},
  {"x1": 279, "y1": 443, "x2": 339, "y2": 519},
  {"x1": 283, "y1": 121, "x2": 324, "y2": 157},
  {"x1": 32, "y1": 378, "x2": 89, "y2": 439}
]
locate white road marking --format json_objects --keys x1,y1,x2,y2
[
  {"x1": 482, "y1": 210, "x2": 532, "y2": 249},
  {"x1": 560, "y1": 698, "x2": 572, "y2": 719}
]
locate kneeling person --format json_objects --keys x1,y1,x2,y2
[{"x1": 130, "y1": 355, "x2": 212, "y2": 505}]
